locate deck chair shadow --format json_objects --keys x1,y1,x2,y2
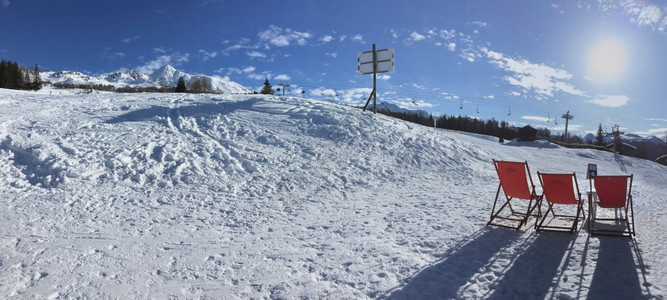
[
  {"x1": 588, "y1": 175, "x2": 635, "y2": 237},
  {"x1": 536, "y1": 172, "x2": 585, "y2": 233},
  {"x1": 488, "y1": 160, "x2": 542, "y2": 230}
]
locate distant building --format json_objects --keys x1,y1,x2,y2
[{"x1": 518, "y1": 125, "x2": 537, "y2": 142}]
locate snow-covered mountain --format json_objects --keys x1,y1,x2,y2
[
  {"x1": 583, "y1": 132, "x2": 666, "y2": 160},
  {"x1": 376, "y1": 101, "x2": 431, "y2": 118},
  {"x1": 41, "y1": 65, "x2": 249, "y2": 94},
  {"x1": 148, "y1": 65, "x2": 249, "y2": 94}
]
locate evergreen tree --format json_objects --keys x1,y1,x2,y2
[
  {"x1": 31, "y1": 64, "x2": 43, "y2": 91},
  {"x1": 595, "y1": 123, "x2": 605, "y2": 146},
  {"x1": 0, "y1": 59, "x2": 6, "y2": 88},
  {"x1": 175, "y1": 76, "x2": 187, "y2": 92},
  {"x1": 260, "y1": 78, "x2": 274, "y2": 95}
]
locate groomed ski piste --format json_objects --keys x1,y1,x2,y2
[{"x1": 1, "y1": 88, "x2": 665, "y2": 299}]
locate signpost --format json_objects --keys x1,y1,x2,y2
[{"x1": 358, "y1": 44, "x2": 394, "y2": 113}]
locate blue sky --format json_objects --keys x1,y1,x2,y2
[{"x1": 2, "y1": 0, "x2": 667, "y2": 137}]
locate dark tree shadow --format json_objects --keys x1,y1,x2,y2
[
  {"x1": 587, "y1": 236, "x2": 651, "y2": 299},
  {"x1": 486, "y1": 232, "x2": 575, "y2": 299},
  {"x1": 381, "y1": 227, "x2": 520, "y2": 299}
]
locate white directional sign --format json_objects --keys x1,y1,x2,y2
[{"x1": 357, "y1": 48, "x2": 394, "y2": 74}]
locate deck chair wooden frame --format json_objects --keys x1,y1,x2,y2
[
  {"x1": 488, "y1": 160, "x2": 542, "y2": 230},
  {"x1": 588, "y1": 175, "x2": 635, "y2": 237},
  {"x1": 536, "y1": 172, "x2": 585, "y2": 233}
]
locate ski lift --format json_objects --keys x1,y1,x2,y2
[
  {"x1": 476, "y1": 104, "x2": 479, "y2": 114},
  {"x1": 547, "y1": 112, "x2": 551, "y2": 123},
  {"x1": 507, "y1": 105, "x2": 511, "y2": 116},
  {"x1": 459, "y1": 99, "x2": 463, "y2": 110}
]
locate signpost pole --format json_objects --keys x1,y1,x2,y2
[{"x1": 372, "y1": 43, "x2": 377, "y2": 114}]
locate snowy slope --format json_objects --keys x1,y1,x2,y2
[
  {"x1": 41, "y1": 65, "x2": 250, "y2": 94},
  {"x1": 0, "y1": 88, "x2": 665, "y2": 299}
]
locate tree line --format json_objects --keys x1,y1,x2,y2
[
  {"x1": 375, "y1": 106, "x2": 666, "y2": 162},
  {"x1": 0, "y1": 59, "x2": 43, "y2": 91}
]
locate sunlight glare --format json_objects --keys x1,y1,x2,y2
[{"x1": 587, "y1": 40, "x2": 628, "y2": 83}]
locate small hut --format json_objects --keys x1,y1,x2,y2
[{"x1": 518, "y1": 125, "x2": 537, "y2": 142}]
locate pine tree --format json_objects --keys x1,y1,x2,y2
[
  {"x1": 0, "y1": 59, "x2": 6, "y2": 88},
  {"x1": 31, "y1": 64, "x2": 43, "y2": 91},
  {"x1": 595, "y1": 123, "x2": 604, "y2": 146},
  {"x1": 175, "y1": 76, "x2": 187, "y2": 93},
  {"x1": 260, "y1": 78, "x2": 273, "y2": 95}
]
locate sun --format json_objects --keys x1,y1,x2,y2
[{"x1": 587, "y1": 39, "x2": 628, "y2": 83}]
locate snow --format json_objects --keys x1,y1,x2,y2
[
  {"x1": 41, "y1": 65, "x2": 250, "y2": 94},
  {"x1": 0, "y1": 87, "x2": 665, "y2": 299}
]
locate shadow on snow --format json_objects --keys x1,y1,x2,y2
[
  {"x1": 380, "y1": 227, "x2": 521, "y2": 299},
  {"x1": 104, "y1": 98, "x2": 263, "y2": 124},
  {"x1": 382, "y1": 228, "x2": 655, "y2": 299}
]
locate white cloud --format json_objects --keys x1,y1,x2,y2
[
  {"x1": 136, "y1": 52, "x2": 189, "y2": 74},
  {"x1": 122, "y1": 36, "x2": 138, "y2": 43},
  {"x1": 439, "y1": 29, "x2": 457, "y2": 40},
  {"x1": 351, "y1": 34, "x2": 364, "y2": 43},
  {"x1": 597, "y1": 1, "x2": 667, "y2": 31},
  {"x1": 470, "y1": 21, "x2": 488, "y2": 27},
  {"x1": 198, "y1": 49, "x2": 218, "y2": 61},
  {"x1": 153, "y1": 47, "x2": 167, "y2": 54},
  {"x1": 1, "y1": 0, "x2": 9, "y2": 8},
  {"x1": 320, "y1": 35, "x2": 334, "y2": 43},
  {"x1": 310, "y1": 87, "x2": 338, "y2": 100},
  {"x1": 447, "y1": 42, "x2": 456, "y2": 52},
  {"x1": 246, "y1": 51, "x2": 266, "y2": 59},
  {"x1": 274, "y1": 74, "x2": 291, "y2": 81},
  {"x1": 325, "y1": 52, "x2": 337, "y2": 58},
  {"x1": 248, "y1": 73, "x2": 264, "y2": 80},
  {"x1": 622, "y1": 2, "x2": 665, "y2": 30},
  {"x1": 586, "y1": 95, "x2": 631, "y2": 107},
  {"x1": 522, "y1": 115, "x2": 550, "y2": 122},
  {"x1": 223, "y1": 38, "x2": 255, "y2": 54},
  {"x1": 411, "y1": 32, "x2": 426, "y2": 41},
  {"x1": 243, "y1": 66, "x2": 256, "y2": 73},
  {"x1": 338, "y1": 88, "x2": 373, "y2": 104},
  {"x1": 481, "y1": 47, "x2": 585, "y2": 98},
  {"x1": 390, "y1": 29, "x2": 399, "y2": 39},
  {"x1": 378, "y1": 75, "x2": 391, "y2": 80},
  {"x1": 459, "y1": 49, "x2": 478, "y2": 63},
  {"x1": 258, "y1": 25, "x2": 311, "y2": 47},
  {"x1": 635, "y1": 127, "x2": 667, "y2": 136}
]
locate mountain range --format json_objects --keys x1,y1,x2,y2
[{"x1": 41, "y1": 65, "x2": 249, "y2": 94}]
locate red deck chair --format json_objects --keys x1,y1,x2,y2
[
  {"x1": 536, "y1": 172, "x2": 585, "y2": 233},
  {"x1": 488, "y1": 160, "x2": 542, "y2": 230},
  {"x1": 588, "y1": 175, "x2": 635, "y2": 237}
]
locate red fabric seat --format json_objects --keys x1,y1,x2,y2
[
  {"x1": 488, "y1": 160, "x2": 542, "y2": 230},
  {"x1": 536, "y1": 172, "x2": 585, "y2": 232}
]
